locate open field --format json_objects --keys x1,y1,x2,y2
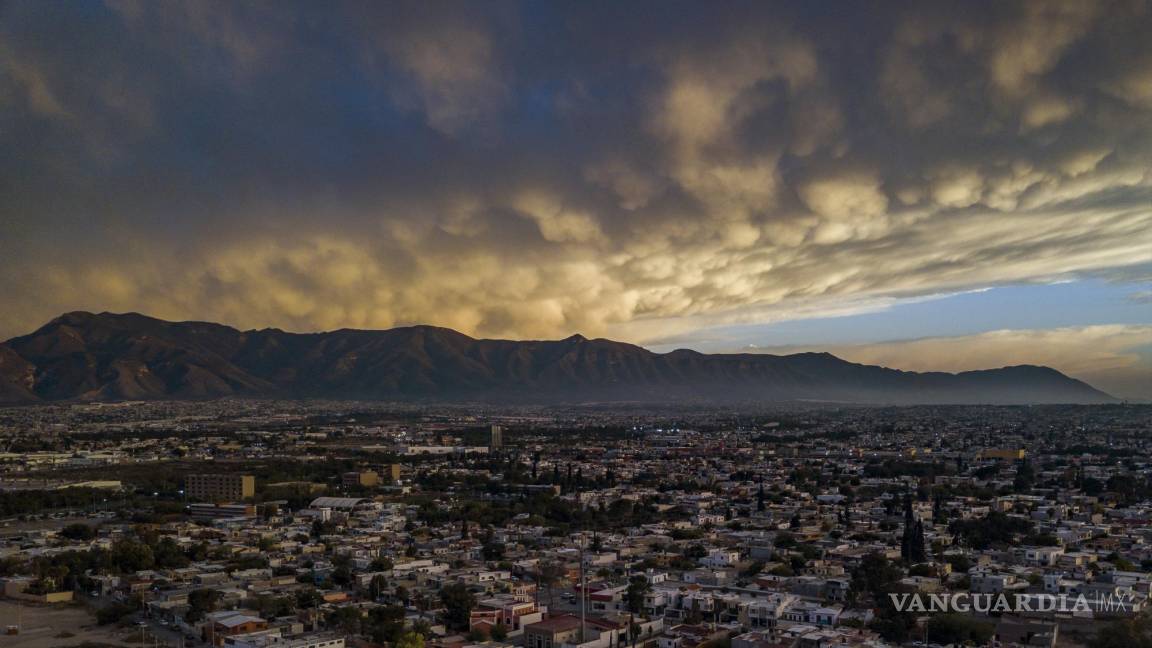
[{"x1": 0, "y1": 599, "x2": 127, "y2": 648}]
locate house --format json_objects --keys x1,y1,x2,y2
[
  {"x1": 469, "y1": 596, "x2": 546, "y2": 636},
  {"x1": 700, "y1": 550, "x2": 740, "y2": 568},
  {"x1": 205, "y1": 611, "x2": 269, "y2": 647},
  {"x1": 525, "y1": 615, "x2": 585, "y2": 648}
]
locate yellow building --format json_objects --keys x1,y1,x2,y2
[
  {"x1": 384, "y1": 464, "x2": 403, "y2": 482},
  {"x1": 185, "y1": 474, "x2": 255, "y2": 502},
  {"x1": 342, "y1": 471, "x2": 380, "y2": 487}
]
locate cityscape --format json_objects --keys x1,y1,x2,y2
[
  {"x1": 0, "y1": 400, "x2": 1150, "y2": 648},
  {"x1": 1, "y1": 1, "x2": 1150, "y2": 648}
]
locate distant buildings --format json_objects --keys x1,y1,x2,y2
[
  {"x1": 981, "y1": 448, "x2": 1027, "y2": 461},
  {"x1": 189, "y1": 502, "x2": 256, "y2": 521},
  {"x1": 491, "y1": 424, "x2": 504, "y2": 450},
  {"x1": 3, "y1": 399, "x2": 1150, "y2": 648},
  {"x1": 186, "y1": 474, "x2": 255, "y2": 502}
]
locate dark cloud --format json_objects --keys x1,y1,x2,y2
[{"x1": 0, "y1": 0, "x2": 1149, "y2": 344}]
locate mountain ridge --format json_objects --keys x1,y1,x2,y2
[{"x1": 0, "y1": 311, "x2": 1116, "y2": 405}]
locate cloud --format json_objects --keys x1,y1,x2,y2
[
  {"x1": 741, "y1": 325, "x2": 1152, "y2": 401},
  {"x1": 353, "y1": 2, "x2": 513, "y2": 136},
  {"x1": 0, "y1": 0, "x2": 1149, "y2": 358}
]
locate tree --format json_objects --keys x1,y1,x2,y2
[
  {"x1": 295, "y1": 588, "x2": 324, "y2": 609},
  {"x1": 331, "y1": 565, "x2": 352, "y2": 586},
  {"x1": 1091, "y1": 612, "x2": 1152, "y2": 648},
  {"x1": 110, "y1": 538, "x2": 155, "y2": 573},
  {"x1": 440, "y1": 582, "x2": 476, "y2": 631},
  {"x1": 537, "y1": 561, "x2": 566, "y2": 606},
  {"x1": 395, "y1": 584, "x2": 411, "y2": 606},
  {"x1": 625, "y1": 575, "x2": 650, "y2": 615},
  {"x1": 328, "y1": 606, "x2": 362, "y2": 635},
  {"x1": 901, "y1": 491, "x2": 927, "y2": 563},
  {"x1": 412, "y1": 619, "x2": 433, "y2": 638},
  {"x1": 397, "y1": 631, "x2": 426, "y2": 648},
  {"x1": 60, "y1": 523, "x2": 96, "y2": 541},
  {"x1": 482, "y1": 539, "x2": 505, "y2": 561},
  {"x1": 1014, "y1": 459, "x2": 1036, "y2": 491},
  {"x1": 850, "y1": 553, "x2": 902, "y2": 603},
  {"x1": 949, "y1": 511, "x2": 1033, "y2": 549},
  {"x1": 629, "y1": 620, "x2": 643, "y2": 647},
  {"x1": 366, "y1": 605, "x2": 407, "y2": 644},
  {"x1": 154, "y1": 537, "x2": 190, "y2": 569},
  {"x1": 369, "y1": 574, "x2": 388, "y2": 601},
  {"x1": 97, "y1": 601, "x2": 136, "y2": 625},
  {"x1": 186, "y1": 588, "x2": 223, "y2": 622},
  {"x1": 926, "y1": 613, "x2": 994, "y2": 645}
]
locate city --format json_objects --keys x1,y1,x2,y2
[{"x1": 0, "y1": 400, "x2": 1149, "y2": 647}]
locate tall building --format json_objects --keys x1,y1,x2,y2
[
  {"x1": 384, "y1": 463, "x2": 403, "y2": 482},
  {"x1": 186, "y1": 474, "x2": 255, "y2": 503},
  {"x1": 342, "y1": 471, "x2": 379, "y2": 488},
  {"x1": 490, "y1": 424, "x2": 503, "y2": 450}
]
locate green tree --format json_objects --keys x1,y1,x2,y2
[
  {"x1": 153, "y1": 537, "x2": 190, "y2": 569},
  {"x1": 327, "y1": 606, "x2": 362, "y2": 635},
  {"x1": 97, "y1": 601, "x2": 137, "y2": 625},
  {"x1": 110, "y1": 538, "x2": 155, "y2": 573},
  {"x1": 440, "y1": 582, "x2": 476, "y2": 631},
  {"x1": 59, "y1": 523, "x2": 96, "y2": 541},
  {"x1": 625, "y1": 575, "x2": 650, "y2": 615},
  {"x1": 925, "y1": 614, "x2": 994, "y2": 645},
  {"x1": 537, "y1": 561, "x2": 566, "y2": 606},
  {"x1": 186, "y1": 589, "x2": 223, "y2": 622},
  {"x1": 365, "y1": 605, "x2": 406, "y2": 644},
  {"x1": 1091, "y1": 612, "x2": 1152, "y2": 648},
  {"x1": 397, "y1": 631, "x2": 426, "y2": 648},
  {"x1": 395, "y1": 584, "x2": 411, "y2": 606},
  {"x1": 295, "y1": 587, "x2": 324, "y2": 609},
  {"x1": 369, "y1": 574, "x2": 388, "y2": 601}
]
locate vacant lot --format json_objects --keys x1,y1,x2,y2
[{"x1": 0, "y1": 600, "x2": 129, "y2": 648}]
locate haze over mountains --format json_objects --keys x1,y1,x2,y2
[{"x1": 0, "y1": 312, "x2": 1115, "y2": 405}]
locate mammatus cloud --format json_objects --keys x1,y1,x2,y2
[{"x1": 0, "y1": 2, "x2": 1149, "y2": 361}]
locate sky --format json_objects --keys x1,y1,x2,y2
[{"x1": 0, "y1": 1, "x2": 1149, "y2": 398}]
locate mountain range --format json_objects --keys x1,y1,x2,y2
[{"x1": 0, "y1": 311, "x2": 1115, "y2": 405}]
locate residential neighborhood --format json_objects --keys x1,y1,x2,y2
[{"x1": 0, "y1": 401, "x2": 1149, "y2": 647}]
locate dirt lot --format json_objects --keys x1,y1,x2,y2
[{"x1": 0, "y1": 599, "x2": 133, "y2": 648}]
